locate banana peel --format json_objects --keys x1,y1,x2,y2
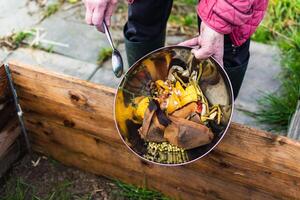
[
  {"x1": 166, "y1": 92, "x2": 181, "y2": 113},
  {"x1": 180, "y1": 84, "x2": 198, "y2": 107},
  {"x1": 155, "y1": 80, "x2": 170, "y2": 91},
  {"x1": 175, "y1": 81, "x2": 185, "y2": 95},
  {"x1": 115, "y1": 91, "x2": 136, "y2": 137},
  {"x1": 135, "y1": 97, "x2": 150, "y2": 120}
]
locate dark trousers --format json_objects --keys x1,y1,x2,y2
[{"x1": 124, "y1": 0, "x2": 250, "y2": 99}]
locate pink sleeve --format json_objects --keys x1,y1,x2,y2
[{"x1": 197, "y1": 0, "x2": 255, "y2": 34}]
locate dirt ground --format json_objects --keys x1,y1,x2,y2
[{"x1": 0, "y1": 153, "x2": 125, "y2": 200}]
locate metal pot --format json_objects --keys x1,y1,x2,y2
[{"x1": 114, "y1": 46, "x2": 234, "y2": 166}]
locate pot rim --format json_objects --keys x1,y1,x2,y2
[{"x1": 113, "y1": 45, "x2": 234, "y2": 166}]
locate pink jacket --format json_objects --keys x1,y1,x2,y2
[
  {"x1": 198, "y1": 0, "x2": 268, "y2": 46},
  {"x1": 128, "y1": 0, "x2": 268, "y2": 46}
]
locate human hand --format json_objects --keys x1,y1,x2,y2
[
  {"x1": 83, "y1": 0, "x2": 118, "y2": 32},
  {"x1": 179, "y1": 22, "x2": 224, "y2": 66}
]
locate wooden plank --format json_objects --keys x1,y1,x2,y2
[
  {"x1": 8, "y1": 61, "x2": 300, "y2": 200},
  {"x1": 0, "y1": 101, "x2": 15, "y2": 131},
  {"x1": 0, "y1": 65, "x2": 15, "y2": 130},
  {"x1": 0, "y1": 119, "x2": 20, "y2": 157},
  {"x1": 0, "y1": 138, "x2": 23, "y2": 178},
  {"x1": 0, "y1": 64, "x2": 22, "y2": 179},
  {"x1": 0, "y1": 64, "x2": 9, "y2": 101},
  {"x1": 288, "y1": 100, "x2": 300, "y2": 140}
]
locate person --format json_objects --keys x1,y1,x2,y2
[{"x1": 83, "y1": 0, "x2": 268, "y2": 99}]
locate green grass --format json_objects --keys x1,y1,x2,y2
[
  {"x1": 11, "y1": 31, "x2": 33, "y2": 48},
  {"x1": 169, "y1": 13, "x2": 198, "y2": 28},
  {"x1": 1, "y1": 178, "x2": 93, "y2": 200},
  {"x1": 66, "y1": 0, "x2": 79, "y2": 3},
  {"x1": 170, "y1": 0, "x2": 198, "y2": 28},
  {"x1": 174, "y1": 0, "x2": 198, "y2": 5},
  {"x1": 97, "y1": 47, "x2": 113, "y2": 65},
  {"x1": 115, "y1": 181, "x2": 171, "y2": 200},
  {"x1": 252, "y1": 0, "x2": 300, "y2": 132},
  {"x1": 45, "y1": 181, "x2": 73, "y2": 200},
  {"x1": 1, "y1": 178, "x2": 35, "y2": 200},
  {"x1": 1, "y1": 177, "x2": 169, "y2": 200},
  {"x1": 43, "y1": 3, "x2": 60, "y2": 18}
]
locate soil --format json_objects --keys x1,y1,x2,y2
[{"x1": 0, "y1": 153, "x2": 125, "y2": 200}]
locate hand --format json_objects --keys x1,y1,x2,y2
[
  {"x1": 179, "y1": 22, "x2": 224, "y2": 66},
  {"x1": 83, "y1": 0, "x2": 118, "y2": 32}
]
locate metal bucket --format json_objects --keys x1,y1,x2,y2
[{"x1": 114, "y1": 46, "x2": 234, "y2": 166}]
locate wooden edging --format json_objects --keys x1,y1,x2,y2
[
  {"x1": 7, "y1": 61, "x2": 300, "y2": 200},
  {"x1": 0, "y1": 65, "x2": 22, "y2": 178}
]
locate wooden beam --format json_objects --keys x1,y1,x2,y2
[
  {"x1": 0, "y1": 64, "x2": 22, "y2": 179},
  {"x1": 0, "y1": 119, "x2": 20, "y2": 158},
  {"x1": 288, "y1": 100, "x2": 300, "y2": 140},
  {"x1": 0, "y1": 119, "x2": 22, "y2": 178},
  {"x1": 0, "y1": 138, "x2": 23, "y2": 178},
  {"x1": 8, "y1": 61, "x2": 300, "y2": 200}
]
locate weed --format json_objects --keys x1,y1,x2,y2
[
  {"x1": 253, "y1": 0, "x2": 300, "y2": 132},
  {"x1": 43, "y1": 3, "x2": 60, "y2": 18},
  {"x1": 97, "y1": 47, "x2": 112, "y2": 65},
  {"x1": 1, "y1": 178, "x2": 36, "y2": 200},
  {"x1": 66, "y1": 0, "x2": 79, "y2": 4},
  {"x1": 11, "y1": 31, "x2": 33, "y2": 47},
  {"x1": 115, "y1": 180, "x2": 171, "y2": 200},
  {"x1": 175, "y1": 0, "x2": 198, "y2": 6},
  {"x1": 46, "y1": 180, "x2": 73, "y2": 200}
]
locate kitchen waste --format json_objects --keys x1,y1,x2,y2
[{"x1": 130, "y1": 58, "x2": 223, "y2": 164}]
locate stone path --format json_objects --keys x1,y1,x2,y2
[
  {"x1": 234, "y1": 43, "x2": 281, "y2": 130},
  {"x1": 0, "y1": 0, "x2": 282, "y2": 130}
]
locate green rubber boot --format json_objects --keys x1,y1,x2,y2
[{"x1": 124, "y1": 31, "x2": 166, "y2": 67}]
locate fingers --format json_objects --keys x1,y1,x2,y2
[
  {"x1": 192, "y1": 45, "x2": 224, "y2": 66},
  {"x1": 92, "y1": 2, "x2": 107, "y2": 26},
  {"x1": 104, "y1": 0, "x2": 117, "y2": 27},
  {"x1": 85, "y1": 3, "x2": 94, "y2": 25},
  {"x1": 212, "y1": 48, "x2": 224, "y2": 66},
  {"x1": 191, "y1": 48, "x2": 213, "y2": 60},
  {"x1": 84, "y1": 0, "x2": 114, "y2": 32},
  {"x1": 178, "y1": 37, "x2": 199, "y2": 46}
]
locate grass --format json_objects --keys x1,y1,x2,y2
[
  {"x1": 168, "y1": 0, "x2": 198, "y2": 35},
  {"x1": 11, "y1": 31, "x2": 33, "y2": 48},
  {"x1": 1, "y1": 177, "x2": 169, "y2": 200},
  {"x1": 175, "y1": 0, "x2": 198, "y2": 5},
  {"x1": 45, "y1": 181, "x2": 73, "y2": 200},
  {"x1": 115, "y1": 181, "x2": 171, "y2": 200},
  {"x1": 252, "y1": 0, "x2": 300, "y2": 132},
  {"x1": 43, "y1": 3, "x2": 60, "y2": 18},
  {"x1": 97, "y1": 47, "x2": 113, "y2": 65},
  {"x1": 41, "y1": 0, "x2": 80, "y2": 20},
  {"x1": 1, "y1": 178, "x2": 92, "y2": 200},
  {"x1": 169, "y1": 13, "x2": 198, "y2": 28},
  {"x1": 1, "y1": 178, "x2": 35, "y2": 200}
]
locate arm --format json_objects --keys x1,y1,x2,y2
[
  {"x1": 197, "y1": 0, "x2": 255, "y2": 34},
  {"x1": 180, "y1": 0, "x2": 268, "y2": 64}
]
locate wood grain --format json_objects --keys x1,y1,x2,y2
[
  {"x1": 0, "y1": 119, "x2": 20, "y2": 157},
  {"x1": 0, "y1": 64, "x2": 22, "y2": 179},
  {"x1": 8, "y1": 61, "x2": 300, "y2": 200}
]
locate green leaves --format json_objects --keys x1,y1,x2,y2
[{"x1": 254, "y1": 0, "x2": 300, "y2": 133}]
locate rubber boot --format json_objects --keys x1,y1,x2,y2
[{"x1": 124, "y1": 30, "x2": 166, "y2": 67}]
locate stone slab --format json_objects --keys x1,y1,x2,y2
[
  {"x1": 89, "y1": 61, "x2": 120, "y2": 88},
  {"x1": 233, "y1": 42, "x2": 282, "y2": 129},
  {"x1": 0, "y1": 0, "x2": 40, "y2": 37},
  {"x1": 0, "y1": 49, "x2": 11, "y2": 64},
  {"x1": 4, "y1": 48, "x2": 97, "y2": 80},
  {"x1": 36, "y1": 4, "x2": 124, "y2": 64}
]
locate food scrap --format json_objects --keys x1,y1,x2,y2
[{"x1": 131, "y1": 59, "x2": 223, "y2": 164}]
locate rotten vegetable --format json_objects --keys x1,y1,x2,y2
[{"x1": 131, "y1": 57, "x2": 223, "y2": 164}]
